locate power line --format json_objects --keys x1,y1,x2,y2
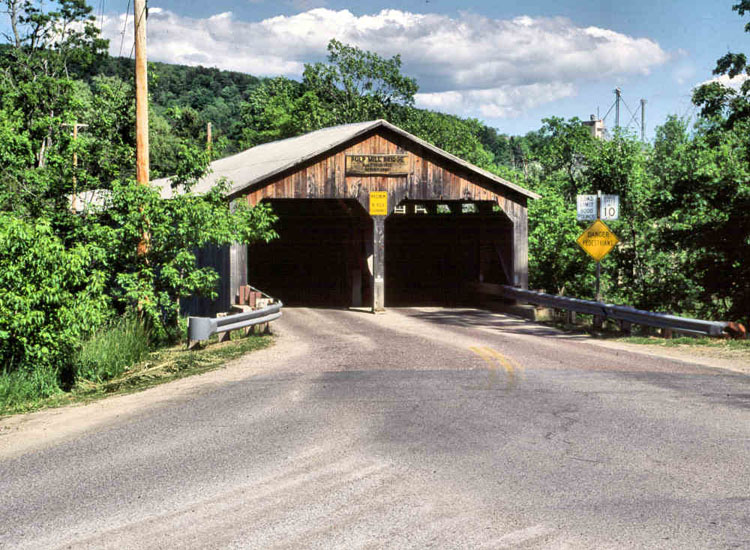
[
  {"x1": 98, "y1": 0, "x2": 105, "y2": 34},
  {"x1": 117, "y1": 0, "x2": 131, "y2": 58}
]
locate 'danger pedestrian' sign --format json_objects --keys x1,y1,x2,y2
[{"x1": 576, "y1": 219, "x2": 619, "y2": 262}]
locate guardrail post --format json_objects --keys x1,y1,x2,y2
[
  {"x1": 618, "y1": 320, "x2": 632, "y2": 335},
  {"x1": 593, "y1": 315, "x2": 604, "y2": 330},
  {"x1": 567, "y1": 311, "x2": 577, "y2": 325}
]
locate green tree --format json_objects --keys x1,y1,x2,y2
[
  {"x1": 671, "y1": 2, "x2": 750, "y2": 322},
  {"x1": 395, "y1": 108, "x2": 495, "y2": 168},
  {"x1": 302, "y1": 38, "x2": 418, "y2": 123}
]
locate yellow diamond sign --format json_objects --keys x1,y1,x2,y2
[{"x1": 576, "y1": 219, "x2": 619, "y2": 262}]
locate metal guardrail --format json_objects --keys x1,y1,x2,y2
[
  {"x1": 187, "y1": 301, "x2": 283, "y2": 347},
  {"x1": 472, "y1": 283, "x2": 729, "y2": 337}
]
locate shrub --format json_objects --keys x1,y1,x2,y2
[
  {"x1": 0, "y1": 214, "x2": 109, "y2": 379},
  {"x1": 75, "y1": 316, "x2": 151, "y2": 383}
]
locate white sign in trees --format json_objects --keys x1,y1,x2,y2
[
  {"x1": 577, "y1": 195, "x2": 597, "y2": 221},
  {"x1": 577, "y1": 193, "x2": 619, "y2": 220},
  {"x1": 600, "y1": 195, "x2": 619, "y2": 220}
]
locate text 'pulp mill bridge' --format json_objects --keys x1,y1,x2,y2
[{"x1": 154, "y1": 119, "x2": 539, "y2": 314}]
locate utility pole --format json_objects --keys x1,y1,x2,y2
[
  {"x1": 640, "y1": 99, "x2": 647, "y2": 142},
  {"x1": 134, "y1": 0, "x2": 149, "y2": 186},
  {"x1": 614, "y1": 88, "x2": 621, "y2": 129},
  {"x1": 206, "y1": 121, "x2": 212, "y2": 154},
  {"x1": 62, "y1": 122, "x2": 88, "y2": 213},
  {"x1": 134, "y1": 0, "x2": 150, "y2": 257}
]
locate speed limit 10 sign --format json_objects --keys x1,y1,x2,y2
[{"x1": 600, "y1": 194, "x2": 619, "y2": 220}]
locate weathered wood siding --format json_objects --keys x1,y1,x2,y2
[{"x1": 244, "y1": 129, "x2": 528, "y2": 216}]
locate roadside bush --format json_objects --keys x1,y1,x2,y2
[
  {"x1": 0, "y1": 214, "x2": 109, "y2": 380},
  {"x1": 75, "y1": 316, "x2": 151, "y2": 383}
]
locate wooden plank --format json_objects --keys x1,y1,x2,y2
[
  {"x1": 513, "y1": 204, "x2": 529, "y2": 289},
  {"x1": 229, "y1": 243, "x2": 247, "y2": 305},
  {"x1": 372, "y1": 216, "x2": 386, "y2": 312}
]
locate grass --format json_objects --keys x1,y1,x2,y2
[
  {"x1": 534, "y1": 313, "x2": 750, "y2": 355},
  {"x1": 0, "y1": 331, "x2": 273, "y2": 417},
  {"x1": 75, "y1": 317, "x2": 152, "y2": 384},
  {"x1": 0, "y1": 367, "x2": 63, "y2": 412},
  {"x1": 619, "y1": 335, "x2": 750, "y2": 351}
]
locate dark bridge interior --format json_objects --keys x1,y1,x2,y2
[{"x1": 248, "y1": 199, "x2": 513, "y2": 308}]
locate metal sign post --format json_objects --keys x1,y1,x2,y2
[
  {"x1": 576, "y1": 190, "x2": 620, "y2": 304},
  {"x1": 596, "y1": 191, "x2": 602, "y2": 302}
]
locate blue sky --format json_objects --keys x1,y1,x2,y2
[{"x1": 87, "y1": 1, "x2": 750, "y2": 137}]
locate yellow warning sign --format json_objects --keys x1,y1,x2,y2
[
  {"x1": 576, "y1": 219, "x2": 619, "y2": 262},
  {"x1": 369, "y1": 191, "x2": 388, "y2": 216}
]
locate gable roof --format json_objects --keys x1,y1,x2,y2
[{"x1": 152, "y1": 119, "x2": 540, "y2": 200}]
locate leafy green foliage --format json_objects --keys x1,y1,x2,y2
[
  {"x1": 69, "y1": 170, "x2": 278, "y2": 341},
  {"x1": 302, "y1": 38, "x2": 418, "y2": 123},
  {"x1": 395, "y1": 109, "x2": 495, "y2": 168},
  {"x1": 0, "y1": 213, "x2": 108, "y2": 377}
]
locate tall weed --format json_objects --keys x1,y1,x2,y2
[
  {"x1": 0, "y1": 367, "x2": 62, "y2": 412},
  {"x1": 75, "y1": 317, "x2": 151, "y2": 383}
]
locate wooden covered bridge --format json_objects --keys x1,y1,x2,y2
[{"x1": 156, "y1": 120, "x2": 539, "y2": 313}]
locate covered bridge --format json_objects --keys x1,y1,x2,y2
[{"x1": 156, "y1": 119, "x2": 539, "y2": 313}]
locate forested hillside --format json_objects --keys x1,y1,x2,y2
[
  {"x1": 75, "y1": 45, "x2": 520, "y2": 178},
  {"x1": 1, "y1": 0, "x2": 748, "y2": 409}
]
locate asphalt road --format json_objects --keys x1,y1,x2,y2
[{"x1": 1, "y1": 307, "x2": 749, "y2": 549}]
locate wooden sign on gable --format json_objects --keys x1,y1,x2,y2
[{"x1": 345, "y1": 154, "x2": 409, "y2": 176}]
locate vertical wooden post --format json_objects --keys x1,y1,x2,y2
[
  {"x1": 593, "y1": 315, "x2": 604, "y2": 331},
  {"x1": 372, "y1": 216, "x2": 386, "y2": 312},
  {"x1": 229, "y1": 243, "x2": 247, "y2": 306},
  {"x1": 514, "y1": 208, "x2": 529, "y2": 289},
  {"x1": 134, "y1": 0, "x2": 149, "y2": 186},
  {"x1": 71, "y1": 123, "x2": 79, "y2": 213},
  {"x1": 206, "y1": 122, "x2": 212, "y2": 154},
  {"x1": 62, "y1": 122, "x2": 88, "y2": 213}
]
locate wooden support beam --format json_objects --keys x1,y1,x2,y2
[
  {"x1": 513, "y1": 203, "x2": 529, "y2": 289},
  {"x1": 229, "y1": 243, "x2": 247, "y2": 306},
  {"x1": 372, "y1": 216, "x2": 386, "y2": 312}
]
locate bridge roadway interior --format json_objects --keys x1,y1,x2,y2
[{"x1": 1, "y1": 307, "x2": 748, "y2": 549}]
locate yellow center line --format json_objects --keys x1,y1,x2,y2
[
  {"x1": 481, "y1": 347, "x2": 524, "y2": 375},
  {"x1": 469, "y1": 346, "x2": 499, "y2": 389},
  {"x1": 468, "y1": 346, "x2": 518, "y2": 389}
]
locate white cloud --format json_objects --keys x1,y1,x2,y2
[
  {"x1": 416, "y1": 83, "x2": 577, "y2": 119},
  {"x1": 697, "y1": 73, "x2": 750, "y2": 90},
  {"x1": 101, "y1": 8, "x2": 669, "y2": 120}
]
